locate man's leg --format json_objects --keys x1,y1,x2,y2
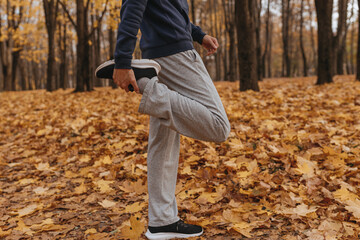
[
  {"x1": 147, "y1": 116, "x2": 180, "y2": 227},
  {"x1": 139, "y1": 49, "x2": 230, "y2": 143},
  {"x1": 143, "y1": 49, "x2": 230, "y2": 227}
]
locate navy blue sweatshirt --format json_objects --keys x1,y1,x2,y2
[{"x1": 114, "y1": 0, "x2": 206, "y2": 69}]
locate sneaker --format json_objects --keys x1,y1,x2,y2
[
  {"x1": 145, "y1": 220, "x2": 203, "y2": 240},
  {"x1": 95, "y1": 59, "x2": 161, "y2": 91}
]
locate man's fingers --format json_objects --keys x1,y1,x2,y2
[
  {"x1": 120, "y1": 81, "x2": 128, "y2": 90},
  {"x1": 128, "y1": 71, "x2": 140, "y2": 93},
  {"x1": 131, "y1": 81, "x2": 140, "y2": 93},
  {"x1": 112, "y1": 69, "x2": 140, "y2": 93},
  {"x1": 212, "y1": 38, "x2": 219, "y2": 48},
  {"x1": 211, "y1": 41, "x2": 218, "y2": 50},
  {"x1": 206, "y1": 49, "x2": 216, "y2": 56}
]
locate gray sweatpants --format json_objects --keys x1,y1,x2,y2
[{"x1": 138, "y1": 49, "x2": 230, "y2": 227}]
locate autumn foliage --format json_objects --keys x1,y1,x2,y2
[{"x1": 1, "y1": 76, "x2": 360, "y2": 239}]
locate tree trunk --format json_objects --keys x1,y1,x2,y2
[
  {"x1": 0, "y1": 5, "x2": 3, "y2": 91},
  {"x1": 43, "y1": 0, "x2": 59, "y2": 91},
  {"x1": 74, "y1": 0, "x2": 86, "y2": 92},
  {"x1": 1, "y1": 1, "x2": 13, "y2": 91},
  {"x1": 356, "y1": 0, "x2": 360, "y2": 80},
  {"x1": 262, "y1": 0, "x2": 271, "y2": 78},
  {"x1": 19, "y1": 59, "x2": 27, "y2": 90},
  {"x1": 299, "y1": 0, "x2": 308, "y2": 76},
  {"x1": 46, "y1": 32, "x2": 56, "y2": 91},
  {"x1": 268, "y1": 18, "x2": 273, "y2": 77},
  {"x1": 223, "y1": 28, "x2": 228, "y2": 81},
  {"x1": 255, "y1": 0, "x2": 262, "y2": 81},
  {"x1": 236, "y1": 0, "x2": 259, "y2": 91},
  {"x1": 11, "y1": 50, "x2": 21, "y2": 91},
  {"x1": 228, "y1": 27, "x2": 236, "y2": 82},
  {"x1": 315, "y1": 0, "x2": 334, "y2": 84},
  {"x1": 108, "y1": 26, "x2": 118, "y2": 88},
  {"x1": 282, "y1": 0, "x2": 291, "y2": 77},
  {"x1": 222, "y1": 0, "x2": 236, "y2": 82},
  {"x1": 209, "y1": 0, "x2": 220, "y2": 82},
  {"x1": 335, "y1": 0, "x2": 348, "y2": 75},
  {"x1": 308, "y1": 0, "x2": 317, "y2": 75},
  {"x1": 350, "y1": 21, "x2": 355, "y2": 74},
  {"x1": 59, "y1": 18, "x2": 67, "y2": 89},
  {"x1": 60, "y1": 0, "x2": 107, "y2": 92}
]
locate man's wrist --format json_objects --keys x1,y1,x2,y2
[{"x1": 114, "y1": 57, "x2": 132, "y2": 69}]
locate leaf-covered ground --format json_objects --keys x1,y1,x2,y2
[{"x1": 1, "y1": 76, "x2": 360, "y2": 240}]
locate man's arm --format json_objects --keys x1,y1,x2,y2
[
  {"x1": 191, "y1": 23, "x2": 206, "y2": 45},
  {"x1": 191, "y1": 23, "x2": 218, "y2": 56},
  {"x1": 113, "y1": 0, "x2": 148, "y2": 93},
  {"x1": 114, "y1": 0, "x2": 148, "y2": 69}
]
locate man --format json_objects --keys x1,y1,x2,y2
[{"x1": 96, "y1": 0, "x2": 230, "y2": 239}]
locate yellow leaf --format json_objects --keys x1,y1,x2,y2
[
  {"x1": 222, "y1": 209, "x2": 243, "y2": 223},
  {"x1": 74, "y1": 182, "x2": 87, "y2": 194},
  {"x1": 65, "y1": 170, "x2": 78, "y2": 178},
  {"x1": 228, "y1": 138, "x2": 244, "y2": 150},
  {"x1": 30, "y1": 218, "x2": 54, "y2": 231},
  {"x1": 120, "y1": 213, "x2": 145, "y2": 239},
  {"x1": 318, "y1": 219, "x2": 342, "y2": 232},
  {"x1": 124, "y1": 202, "x2": 146, "y2": 213},
  {"x1": 85, "y1": 228, "x2": 97, "y2": 234},
  {"x1": 87, "y1": 126, "x2": 96, "y2": 135},
  {"x1": 94, "y1": 179, "x2": 114, "y2": 193},
  {"x1": 186, "y1": 155, "x2": 201, "y2": 163},
  {"x1": 99, "y1": 199, "x2": 117, "y2": 208},
  {"x1": 181, "y1": 165, "x2": 192, "y2": 175},
  {"x1": 33, "y1": 186, "x2": 49, "y2": 195},
  {"x1": 119, "y1": 179, "x2": 147, "y2": 195},
  {"x1": 277, "y1": 203, "x2": 318, "y2": 217},
  {"x1": 79, "y1": 155, "x2": 91, "y2": 163},
  {"x1": 294, "y1": 156, "x2": 316, "y2": 178},
  {"x1": 333, "y1": 186, "x2": 358, "y2": 202},
  {"x1": 322, "y1": 146, "x2": 337, "y2": 155},
  {"x1": 0, "y1": 228, "x2": 11, "y2": 237},
  {"x1": 93, "y1": 155, "x2": 112, "y2": 167},
  {"x1": 196, "y1": 192, "x2": 219, "y2": 204},
  {"x1": 177, "y1": 188, "x2": 205, "y2": 200},
  {"x1": 41, "y1": 224, "x2": 69, "y2": 231},
  {"x1": 232, "y1": 222, "x2": 254, "y2": 238},
  {"x1": 344, "y1": 200, "x2": 360, "y2": 218},
  {"x1": 239, "y1": 189, "x2": 252, "y2": 195},
  {"x1": 18, "y1": 178, "x2": 35, "y2": 185},
  {"x1": 14, "y1": 219, "x2": 34, "y2": 236},
  {"x1": 36, "y1": 162, "x2": 51, "y2": 171},
  {"x1": 17, "y1": 204, "x2": 39, "y2": 217}
]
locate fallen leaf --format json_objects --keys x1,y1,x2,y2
[{"x1": 99, "y1": 199, "x2": 117, "y2": 208}]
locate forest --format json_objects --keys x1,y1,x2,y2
[
  {"x1": 1, "y1": 0, "x2": 360, "y2": 239},
  {"x1": 0, "y1": 0, "x2": 360, "y2": 92}
]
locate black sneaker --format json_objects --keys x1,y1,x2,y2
[
  {"x1": 145, "y1": 220, "x2": 203, "y2": 240},
  {"x1": 95, "y1": 59, "x2": 161, "y2": 91}
]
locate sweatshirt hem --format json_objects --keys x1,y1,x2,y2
[{"x1": 142, "y1": 41, "x2": 194, "y2": 59}]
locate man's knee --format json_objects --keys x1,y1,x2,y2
[{"x1": 214, "y1": 119, "x2": 230, "y2": 143}]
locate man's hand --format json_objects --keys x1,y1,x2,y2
[
  {"x1": 202, "y1": 35, "x2": 219, "y2": 56},
  {"x1": 113, "y1": 68, "x2": 140, "y2": 93}
]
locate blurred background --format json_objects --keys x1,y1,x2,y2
[{"x1": 0, "y1": 0, "x2": 358, "y2": 92}]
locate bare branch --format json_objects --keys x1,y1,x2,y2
[
  {"x1": 88, "y1": 0, "x2": 109, "y2": 39},
  {"x1": 58, "y1": 0, "x2": 77, "y2": 29}
]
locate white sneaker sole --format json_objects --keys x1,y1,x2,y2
[
  {"x1": 95, "y1": 59, "x2": 161, "y2": 77},
  {"x1": 144, "y1": 229, "x2": 203, "y2": 240}
]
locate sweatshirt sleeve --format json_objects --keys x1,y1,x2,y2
[
  {"x1": 191, "y1": 23, "x2": 206, "y2": 45},
  {"x1": 114, "y1": 0, "x2": 148, "y2": 69}
]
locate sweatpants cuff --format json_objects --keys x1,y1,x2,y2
[{"x1": 149, "y1": 216, "x2": 180, "y2": 228}]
